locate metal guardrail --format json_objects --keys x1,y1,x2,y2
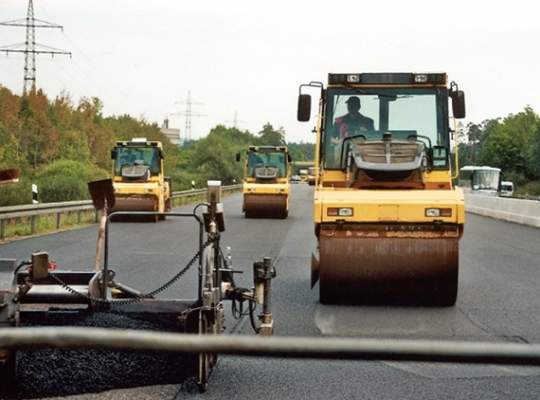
[
  {"x1": 0, "y1": 184, "x2": 241, "y2": 240},
  {"x1": 1, "y1": 327, "x2": 540, "y2": 366}
]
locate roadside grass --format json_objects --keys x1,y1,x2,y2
[
  {"x1": 2, "y1": 210, "x2": 98, "y2": 241},
  {"x1": 515, "y1": 180, "x2": 540, "y2": 198}
]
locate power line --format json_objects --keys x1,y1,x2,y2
[
  {"x1": 172, "y1": 90, "x2": 206, "y2": 141},
  {"x1": 0, "y1": 0, "x2": 71, "y2": 95}
]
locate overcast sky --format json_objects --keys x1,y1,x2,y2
[{"x1": 1, "y1": 0, "x2": 539, "y2": 143}]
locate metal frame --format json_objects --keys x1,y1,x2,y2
[{"x1": 103, "y1": 210, "x2": 205, "y2": 302}]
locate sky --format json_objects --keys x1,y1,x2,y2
[{"x1": 0, "y1": 0, "x2": 539, "y2": 143}]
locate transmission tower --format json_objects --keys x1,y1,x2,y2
[
  {"x1": 172, "y1": 90, "x2": 206, "y2": 141},
  {"x1": 0, "y1": 0, "x2": 71, "y2": 94},
  {"x1": 227, "y1": 110, "x2": 246, "y2": 129}
]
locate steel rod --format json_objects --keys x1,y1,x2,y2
[{"x1": 1, "y1": 328, "x2": 540, "y2": 366}]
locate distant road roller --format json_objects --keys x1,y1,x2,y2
[
  {"x1": 297, "y1": 73, "x2": 466, "y2": 306},
  {"x1": 110, "y1": 138, "x2": 172, "y2": 221},
  {"x1": 237, "y1": 146, "x2": 291, "y2": 218}
]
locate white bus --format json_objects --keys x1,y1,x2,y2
[{"x1": 458, "y1": 166, "x2": 501, "y2": 196}]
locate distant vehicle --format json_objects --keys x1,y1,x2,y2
[
  {"x1": 110, "y1": 138, "x2": 172, "y2": 221},
  {"x1": 306, "y1": 167, "x2": 316, "y2": 185},
  {"x1": 500, "y1": 181, "x2": 514, "y2": 197},
  {"x1": 237, "y1": 145, "x2": 291, "y2": 218},
  {"x1": 291, "y1": 175, "x2": 302, "y2": 183},
  {"x1": 459, "y1": 166, "x2": 501, "y2": 196}
]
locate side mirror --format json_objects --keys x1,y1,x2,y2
[
  {"x1": 287, "y1": 154, "x2": 292, "y2": 163},
  {"x1": 450, "y1": 90, "x2": 466, "y2": 119},
  {"x1": 297, "y1": 94, "x2": 311, "y2": 122},
  {"x1": 111, "y1": 148, "x2": 117, "y2": 159},
  {"x1": 235, "y1": 152, "x2": 241, "y2": 162},
  {"x1": 431, "y1": 146, "x2": 449, "y2": 169},
  {"x1": 159, "y1": 149, "x2": 165, "y2": 159}
]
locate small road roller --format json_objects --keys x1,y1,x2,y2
[
  {"x1": 297, "y1": 72, "x2": 466, "y2": 306},
  {"x1": 237, "y1": 145, "x2": 291, "y2": 219},
  {"x1": 110, "y1": 138, "x2": 172, "y2": 221}
]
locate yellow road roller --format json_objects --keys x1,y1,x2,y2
[
  {"x1": 110, "y1": 138, "x2": 171, "y2": 220},
  {"x1": 297, "y1": 73, "x2": 466, "y2": 305},
  {"x1": 237, "y1": 146, "x2": 291, "y2": 218}
]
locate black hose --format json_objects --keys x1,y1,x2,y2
[{"x1": 249, "y1": 300, "x2": 260, "y2": 334}]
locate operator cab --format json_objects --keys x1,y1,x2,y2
[
  {"x1": 111, "y1": 139, "x2": 164, "y2": 181},
  {"x1": 245, "y1": 146, "x2": 289, "y2": 182},
  {"x1": 298, "y1": 73, "x2": 465, "y2": 188}
]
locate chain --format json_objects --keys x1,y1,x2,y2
[{"x1": 48, "y1": 239, "x2": 214, "y2": 306}]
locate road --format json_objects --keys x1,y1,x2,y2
[{"x1": 1, "y1": 184, "x2": 540, "y2": 399}]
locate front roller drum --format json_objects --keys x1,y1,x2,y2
[
  {"x1": 243, "y1": 194, "x2": 288, "y2": 219},
  {"x1": 110, "y1": 196, "x2": 159, "y2": 222},
  {"x1": 318, "y1": 236, "x2": 458, "y2": 306}
]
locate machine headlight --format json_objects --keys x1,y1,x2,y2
[
  {"x1": 425, "y1": 208, "x2": 452, "y2": 217},
  {"x1": 328, "y1": 207, "x2": 353, "y2": 217},
  {"x1": 414, "y1": 74, "x2": 428, "y2": 83}
]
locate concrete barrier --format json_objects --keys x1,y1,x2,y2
[{"x1": 465, "y1": 193, "x2": 540, "y2": 228}]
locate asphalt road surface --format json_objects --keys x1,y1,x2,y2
[{"x1": 1, "y1": 184, "x2": 540, "y2": 399}]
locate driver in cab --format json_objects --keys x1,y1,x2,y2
[{"x1": 331, "y1": 96, "x2": 374, "y2": 144}]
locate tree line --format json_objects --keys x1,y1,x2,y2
[
  {"x1": 0, "y1": 86, "x2": 314, "y2": 206},
  {"x1": 458, "y1": 106, "x2": 540, "y2": 195}
]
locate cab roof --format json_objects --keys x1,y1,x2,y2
[
  {"x1": 248, "y1": 145, "x2": 288, "y2": 152},
  {"x1": 328, "y1": 73, "x2": 447, "y2": 87}
]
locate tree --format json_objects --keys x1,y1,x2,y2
[{"x1": 258, "y1": 123, "x2": 286, "y2": 146}]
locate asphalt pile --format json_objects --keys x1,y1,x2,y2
[{"x1": 15, "y1": 311, "x2": 194, "y2": 399}]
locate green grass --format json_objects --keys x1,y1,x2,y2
[
  {"x1": 515, "y1": 181, "x2": 540, "y2": 197},
  {"x1": 2, "y1": 210, "x2": 98, "y2": 240}
]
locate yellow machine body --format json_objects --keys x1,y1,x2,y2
[
  {"x1": 241, "y1": 146, "x2": 291, "y2": 218},
  {"x1": 300, "y1": 72, "x2": 466, "y2": 305},
  {"x1": 111, "y1": 139, "x2": 171, "y2": 219}
]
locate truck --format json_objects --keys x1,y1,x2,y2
[
  {"x1": 297, "y1": 72, "x2": 466, "y2": 305},
  {"x1": 110, "y1": 138, "x2": 171, "y2": 220},
  {"x1": 237, "y1": 145, "x2": 291, "y2": 218}
]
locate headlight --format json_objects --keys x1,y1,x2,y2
[
  {"x1": 425, "y1": 208, "x2": 452, "y2": 217},
  {"x1": 328, "y1": 207, "x2": 353, "y2": 217}
]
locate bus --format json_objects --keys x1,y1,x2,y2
[{"x1": 458, "y1": 166, "x2": 501, "y2": 196}]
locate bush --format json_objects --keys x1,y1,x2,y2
[
  {"x1": 502, "y1": 171, "x2": 528, "y2": 187},
  {"x1": 0, "y1": 177, "x2": 32, "y2": 206},
  {"x1": 35, "y1": 160, "x2": 109, "y2": 203}
]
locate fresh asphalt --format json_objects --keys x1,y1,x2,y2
[{"x1": 1, "y1": 184, "x2": 539, "y2": 399}]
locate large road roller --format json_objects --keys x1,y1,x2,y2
[
  {"x1": 237, "y1": 146, "x2": 291, "y2": 218},
  {"x1": 110, "y1": 138, "x2": 172, "y2": 220},
  {"x1": 297, "y1": 73, "x2": 466, "y2": 306}
]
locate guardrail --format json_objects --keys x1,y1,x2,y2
[
  {"x1": 1, "y1": 327, "x2": 540, "y2": 366},
  {"x1": 465, "y1": 193, "x2": 540, "y2": 228},
  {"x1": 0, "y1": 184, "x2": 241, "y2": 240}
]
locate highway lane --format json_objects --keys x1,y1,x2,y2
[{"x1": 1, "y1": 184, "x2": 540, "y2": 399}]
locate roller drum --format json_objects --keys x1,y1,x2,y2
[
  {"x1": 243, "y1": 194, "x2": 288, "y2": 219},
  {"x1": 111, "y1": 196, "x2": 159, "y2": 222},
  {"x1": 318, "y1": 236, "x2": 458, "y2": 306}
]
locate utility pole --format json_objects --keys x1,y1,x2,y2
[
  {"x1": 172, "y1": 90, "x2": 206, "y2": 141},
  {"x1": 0, "y1": 0, "x2": 71, "y2": 95}
]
